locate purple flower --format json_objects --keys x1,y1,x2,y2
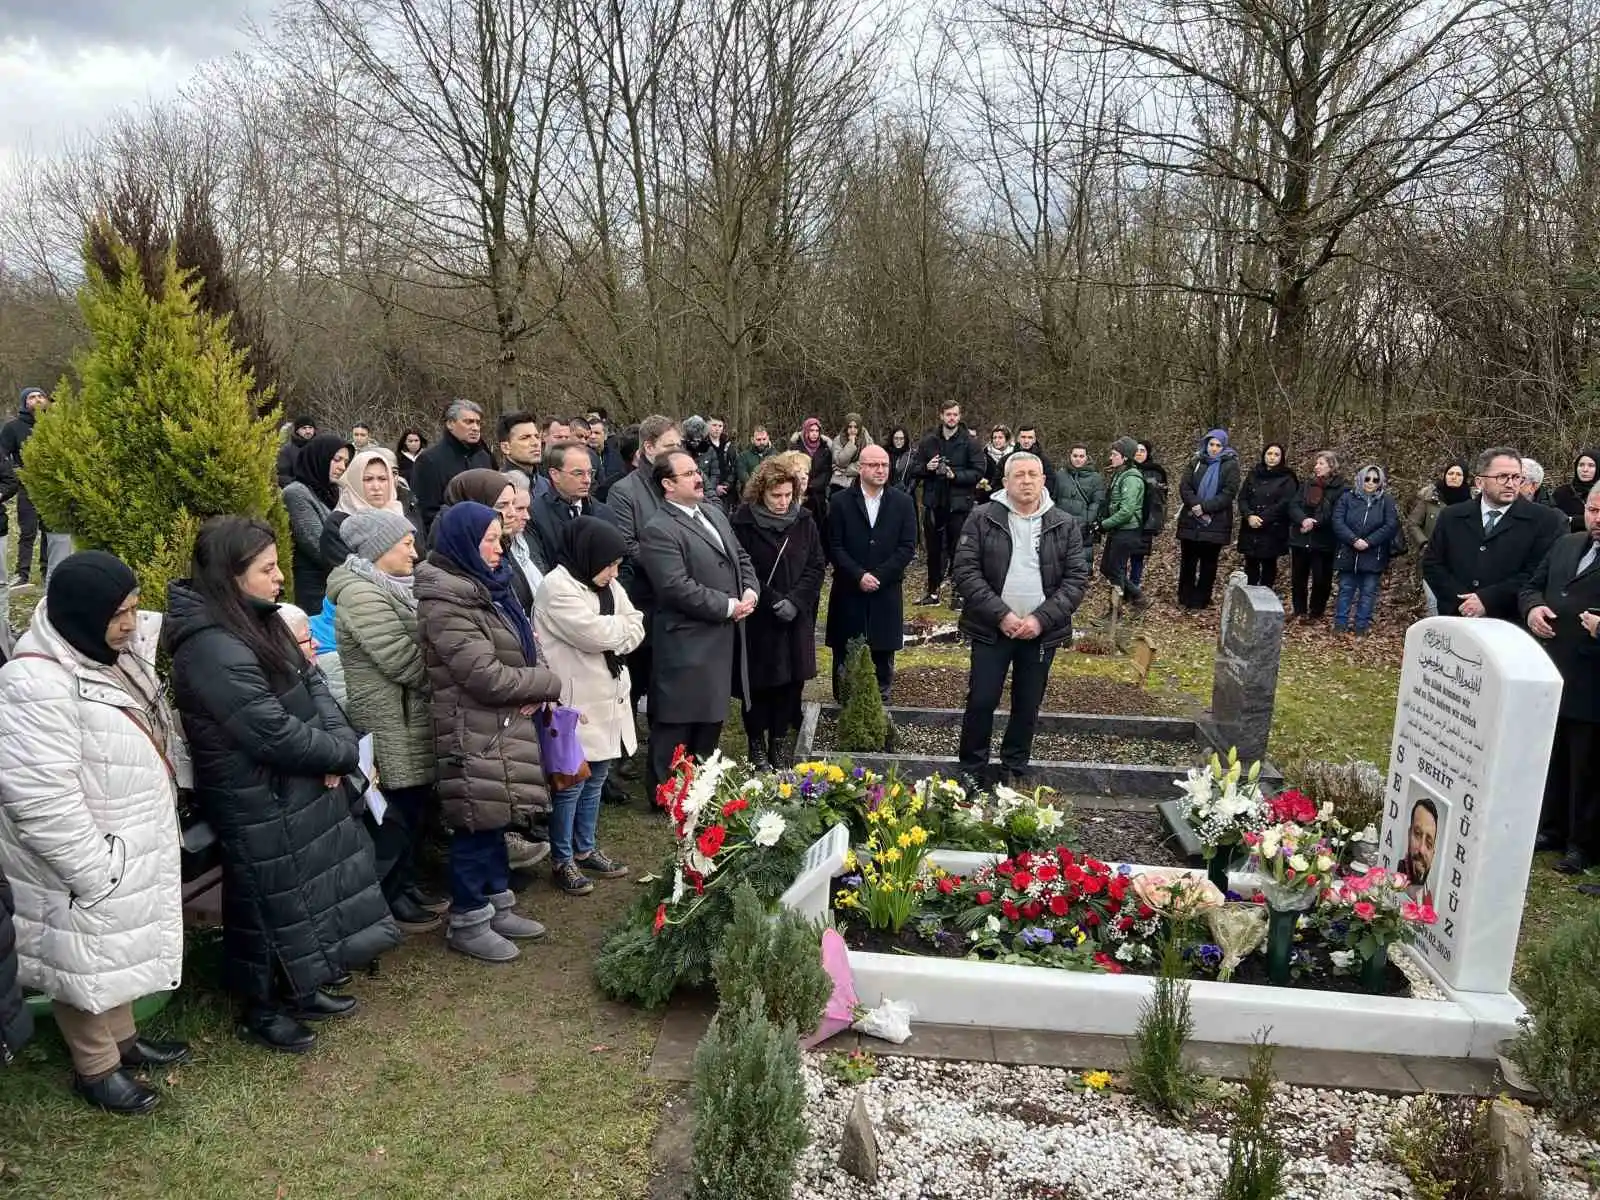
[
  {"x1": 852, "y1": 767, "x2": 865, "y2": 779},
  {"x1": 1117, "y1": 864, "x2": 1133, "y2": 876},
  {"x1": 841, "y1": 874, "x2": 862, "y2": 887},
  {"x1": 1019, "y1": 926, "x2": 1055, "y2": 947}
]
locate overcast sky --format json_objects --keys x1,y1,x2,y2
[{"x1": 0, "y1": 0, "x2": 267, "y2": 166}]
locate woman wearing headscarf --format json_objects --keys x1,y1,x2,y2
[
  {"x1": 337, "y1": 447, "x2": 424, "y2": 535},
  {"x1": 1175, "y1": 429, "x2": 1241, "y2": 609},
  {"x1": 731, "y1": 457, "x2": 826, "y2": 770},
  {"x1": 1235, "y1": 443, "x2": 1299, "y2": 588},
  {"x1": 326, "y1": 509, "x2": 443, "y2": 935},
  {"x1": 1407, "y1": 461, "x2": 1471, "y2": 615},
  {"x1": 1332, "y1": 464, "x2": 1401, "y2": 634},
  {"x1": 828, "y1": 413, "x2": 872, "y2": 495},
  {"x1": 0, "y1": 553, "x2": 187, "y2": 1111},
  {"x1": 1551, "y1": 449, "x2": 1599, "y2": 533},
  {"x1": 791, "y1": 417, "x2": 834, "y2": 524},
  {"x1": 533, "y1": 518, "x2": 645, "y2": 895},
  {"x1": 167, "y1": 518, "x2": 397, "y2": 1054},
  {"x1": 282, "y1": 432, "x2": 354, "y2": 611},
  {"x1": 416, "y1": 502, "x2": 563, "y2": 963},
  {"x1": 1129, "y1": 441, "x2": 1167, "y2": 591}
]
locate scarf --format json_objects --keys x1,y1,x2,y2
[
  {"x1": 434, "y1": 502, "x2": 537, "y2": 664},
  {"x1": 1254, "y1": 443, "x2": 1292, "y2": 481},
  {"x1": 800, "y1": 417, "x2": 823, "y2": 455},
  {"x1": 558, "y1": 517, "x2": 630, "y2": 678},
  {"x1": 1435, "y1": 463, "x2": 1472, "y2": 507},
  {"x1": 1196, "y1": 428, "x2": 1230, "y2": 502},
  {"x1": 336, "y1": 448, "x2": 409, "y2": 516},
  {"x1": 443, "y1": 468, "x2": 514, "y2": 509},
  {"x1": 343, "y1": 553, "x2": 418, "y2": 611},
  {"x1": 986, "y1": 441, "x2": 1011, "y2": 465},
  {"x1": 294, "y1": 433, "x2": 355, "y2": 509},
  {"x1": 748, "y1": 498, "x2": 804, "y2": 532}
]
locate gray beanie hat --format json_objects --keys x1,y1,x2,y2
[
  {"x1": 341, "y1": 509, "x2": 415, "y2": 563},
  {"x1": 1113, "y1": 436, "x2": 1139, "y2": 462},
  {"x1": 682, "y1": 415, "x2": 709, "y2": 441}
]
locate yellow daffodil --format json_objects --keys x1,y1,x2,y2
[
  {"x1": 842, "y1": 850, "x2": 857, "y2": 871},
  {"x1": 897, "y1": 832, "x2": 913, "y2": 849},
  {"x1": 881, "y1": 847, "x2": 901, "y2": 864},
  {"x1": 1083, "y1": 1070, "x2": 1112, "y2": 1090},
  {"x1": 778, "y1": 783, "x2": 793, "y2": 798},
  {"x1": 837, "y1": 891, "x2": 860, "y2": 909},
  {"x1": 865, "y1": 807, "x2": 883, "y2": 823},
  {"x1": 909, "y1": 827, "x2": 928, "y2": 845}
]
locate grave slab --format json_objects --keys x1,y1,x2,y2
[{"x1": 1210, "y1": 574, "x2": 1284, "y2": 763}]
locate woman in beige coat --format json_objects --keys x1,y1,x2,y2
[{"x1": 533, "y1": 518, "x2": 646, "y2": 895}]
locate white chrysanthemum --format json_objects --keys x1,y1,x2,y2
[
  {"x1": 688, "y1": 849, "x2": 717, "y2": 876},
  {"x1": 752, "y1": 812, "x2": 786, "y2": 847}
]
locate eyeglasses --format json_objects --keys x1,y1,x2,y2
[
  {"x1": 671, "y1": 469, "x2": 702, "y2": 480},
  {"x1": 563, "y1": 467, "x2": 594, "y2": 478},
  {"x1": 1479, "y1": 472, "x2": 1523, "y2": 484}
]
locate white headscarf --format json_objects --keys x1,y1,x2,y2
[{"x1": 336, "y1": 447, "x2": 408, "y2": 517}]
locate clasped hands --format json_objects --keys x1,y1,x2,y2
[{"x1": 1000, "y1": 612, "x2": 1043, "y2": 640}]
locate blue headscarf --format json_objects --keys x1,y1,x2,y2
[
  {"x1": 434, "y1": 501, "x2": 538, "y2": 665},
  {"x1": 1197, "y1": 428, "x2": 1231, "y2": 502}
]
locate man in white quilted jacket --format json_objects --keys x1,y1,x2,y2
[{"x1": 0, "y1": 551, "x2": 189, "y2": 1114}]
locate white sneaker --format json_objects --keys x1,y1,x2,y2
[{"x1": 506, "y1": 832, "x2": 550, "y2": 869}]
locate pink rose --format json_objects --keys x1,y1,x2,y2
[{"x1": 1353, "y1": 901, "x2": 1377, "y2": 921}]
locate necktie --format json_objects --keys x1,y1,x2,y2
[
  {"x1": 570, "y1": 503, "x2": 581, "y2": 520},
  {"x1": 1581, "y1": 541, "x2": 1599, "y2": 575},
  {"x1": 1484, "y1": 509, "x2": 1500, "y2": 534}
]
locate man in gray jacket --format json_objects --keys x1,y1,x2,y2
[
  {"x1": 952, "y1": 452, "x2": 1091, "y2": 786},
  {"x1": 638, "y1": 451, "x2": 759, "y2": 804}
]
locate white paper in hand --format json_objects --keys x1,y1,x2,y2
[{"x1": 359, "y1": 735, "x2": 388, "y2": 825}]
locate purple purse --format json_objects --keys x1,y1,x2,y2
[{"x1": 536, "y1": 704, "x2": 587, "y2": 778}]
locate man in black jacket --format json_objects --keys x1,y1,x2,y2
[
  {"x1": 952, "y1": 452, "x2": 1091, "y2": 785},
  {"x1": 1424, "y1": 446, "x2": 1565, "y2": 622},
  {"x1": 275, "y1": 414, "x2": 317, "y2": 488},
  {"x1": 825, "y1": 445, "x2": 918, "y2": 702},
  {"x1": 527, "y1": 441, "x2": 620, "y2": 571},
  {"x1": 410, "y1": 399, "x2": 496, "y2": 534},
  {"x1": 1521, "y1": 482, "x2": 1600, "y2": 879},
  {"x1": 916, "y1": 400, "x2": 983, "y2": 606},
  {"x1": 1, "y1": 387, "x2": 52, "y2": 587}
]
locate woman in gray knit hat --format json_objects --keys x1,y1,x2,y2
[{"x1": 325, "y1": 509, "x2": 446, "y2": 933}]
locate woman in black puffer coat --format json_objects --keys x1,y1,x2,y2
[
  {"x1": 0, "y1": 863, "x2": 34, "y2": 1064},
  {"x1": 1236, "y1": 443, "x2": 1299, "y2": 589},
  {"x1": 167, "y1": 516, "x2": 398, "y2": 1056}
]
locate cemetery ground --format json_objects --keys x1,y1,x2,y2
[{"x1": 0, "y1": 553, "x2": 1595, "y2": 1198}]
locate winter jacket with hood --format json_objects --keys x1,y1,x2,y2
[
  {"x1": 952, "y1": 491, "x2": 1091, "y2": 649},
  {"x1": 166, "y1": 580, "x2": 397, "y2": 1004},
  {"x1": 1055, "y1": 463, "x2": 1105, "y2": 525},
  {"x1": 0, "y1": 864, "x2": 33, "y2": 1062},
  {"x1": 917, "y1": 422, "x2": 984, "y2": 514},
  {"x1": 415, "y1": 554, "x2": 563, "y2": 832},
  {"x1": 1102, "y1": 464, "x2": 1146, "y2": 535},
  {"x1": 0, "y1": 389, "x2": 41, "y2": 468},
  {"x1": 0, "y1": 606, "x2": 184, "y2": 1015},
  {"x1": 1332, "y1": 468, "x2": 1401, "y2": 574},
  {"x1": 1177, "y1": 432, "x2": 1242, "y2": 545},
  {"x1": 1236, "y1": 449, "x2": 1299, "y2": 560},
  {"x1": 1550, "y1": 448, "x2": 1599, "y2": 534}
]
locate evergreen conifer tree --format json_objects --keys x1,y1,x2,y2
[
  {"x1": 22, "y1": 220, "x2": 287, "y2": 606},
  {"x1": 835, "y1": 637, "x2": 889, "y2": 752}
]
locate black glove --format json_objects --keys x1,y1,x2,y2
[{"x1": 771, "y1": 597, "x2": 799, "y2": 623}]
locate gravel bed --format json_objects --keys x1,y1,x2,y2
[
  {"x1": 813, "y1": 717, "x2": 1206, "y2": 767},
  {"x1": 1075, "y1": 808, "x2": 1188, "y2": 867},
  {"x1": 889, "y1": 667, "x2": 1184, "y2": 717},
  {"x1": 796, "y1": 1056, "x2": 1600, "y2": 1200}
]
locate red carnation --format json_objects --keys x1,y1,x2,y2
[
  {"x1": 652, "y1": 903, "x2": 667, "y2": 935},
  {"x1": 1002, "y1": 899, "x2": 1020, "y2": 921},
  {"x1": 1035, "y1": 865, "x2": 1060, "y2": 884},
  {"x1": 1093, "y1": 952, "x2": 1124, "y2": 974},
  {"x1": 721, "y1": 797, "x2": 749, "y2": 818},
  {"x1": 977, "y1": 890, "x2": 994, "y2": 905},
  {"x1": 1048, "y1": 895, "x2": 1070, "y2": 917},
  {"x1": 1082, "y1": 911, "x2": 1101, "y2": 926},
  {"x1": 1082, "y1": 875, "x2": 1104, "y2": 895},
  {"x1": 1011, "y1": 871, "x2": 1034, "y2": 891},
  {"x1": 1015, "y1": 851, "x2": 1035, "y2": 870},
  {"x1": 1117, "y1": 916, "x2": 1134, "y2": 931},
  {"x1": 1136, "y1": 903, "x2": 1154, "y2": 919},
  {"x1": 696, "y1": 825, "x2": 728, "y2": 858},
  {"x1": 937, "y1": 876, "x2": 957, "y2": 895},
  {"x1": 1023, "y1": 900, "x2": 1044, "y2": 920}
]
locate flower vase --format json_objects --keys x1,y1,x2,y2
[
  {"x1": 1359, "y1": 944, "x2": 1390, "y2": 993},
  {"x1": 1205, "y1": 849, "x2": 1233, "y2": 895},
  {"x1": 1259, "y1": 882, "x2": 1316, "y2": 986}
]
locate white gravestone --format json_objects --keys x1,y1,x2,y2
[
  {"x1": 1380, "y1": 618, "x2": 1562, "y2": 994},
  {"x1": 778, "y1": 822, "x2": 850, "y2": 921}
]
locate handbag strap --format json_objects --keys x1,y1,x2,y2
[{"x1": 765, "y1": 535, "x2": 791, "y2": 590}]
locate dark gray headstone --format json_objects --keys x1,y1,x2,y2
[{"x1": 1210, "y1": 575, "x2": 1284, "y2": 763}]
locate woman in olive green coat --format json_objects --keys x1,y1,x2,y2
[{"x1": 326, "y1": 509, "x2": 442, "y2": 933}]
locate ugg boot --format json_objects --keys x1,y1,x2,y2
[
  {"x1": 487, "y1": 890, "x2": 547, "y2": 940},
  {"x1": 446, "y1": 904, "x2": 520, "y2": 962}
]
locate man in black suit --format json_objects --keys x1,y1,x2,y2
[
  {"x1": 825, "y1": 444, "x2": 918, "y2": 702},
  {"x1": 526, "y1": 440, "x2": 619, "y2": 572},
  {"x1": 1423, "y1": 446, "x2": 1565, "y2": 622},
  {"x1": 1521, "y1": 482, "x2": 1600, "y2": 880},
  {"x1": 637, "y1": 451, "x2": 759, "y2": 805}
]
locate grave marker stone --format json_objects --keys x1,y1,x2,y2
[
  {"x1": 1380, "y1": 618, "x2": 1562, "y2": 994},
  {"x1": 778, "y1": 822, "x2": 850, "y2": 920},
  {"x1": 1210, "y1": 576, "x2": 1285, "y2": 763}
]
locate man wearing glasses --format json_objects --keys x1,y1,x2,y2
[
  {"x1": 1423, "y1": 445, "x2": 1565, "y2": 622},
  {"x1": 525, "y1": 440, "x2": 619, "y2": 573}
]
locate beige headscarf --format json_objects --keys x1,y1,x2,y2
[{"x1": 336, "y1": 448, "x2": 407, "y2": 516}]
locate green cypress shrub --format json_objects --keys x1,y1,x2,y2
[
  {"x1": 1510, "y1": 906, "x2": 1600, "y2": 1131},
  {"x1": 21, "y1": 220, "x2": 287, "y2": 607},
  {"x1": 1218, "y1": 1034, "x2": 1288, "y2": 1200},
  {"x1": 712, "y1": 881, "x2": 831, "y2": 1038},
  {"x1": 690, "y1": 993, "x2": 809, "y2": 1200},
  {"x1": 835, "y1": 637, "x2": 889, "y2": 752},
  {"x1": 1129, "y1": 933, "x2": 1206, "y2": 1118}
]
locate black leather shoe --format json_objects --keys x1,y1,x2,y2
[
  {"x1": 405, "y1": 884, "x2": 450, "y2": 914},
  {"x1": 240, "y1": 1009, "x2": 317, "y2": 1054},
  {"x1": 290, "y1": 990, "x2": 357, "y2": 1021},
  {"x1": 324, "y1": 973, "x2": 354, "y2": 990},
  {"x1": 1555, "y1": 850, "x2": 1590, "y2": 876},
  {"x1": 1534, "y1": 831, "x2": 1563, "y2": 853},
  {"x1": 391, "y1": 893, "x2": 443, "y2": 933},
  {"x1": 74, "y1": 1068, "x2": 160, "y2": 1114},
  {"x1": 120, "y1": 1038, "x2": 191, "y2": 1069}
]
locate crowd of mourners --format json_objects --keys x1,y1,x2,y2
[{"x1": 1, "y1": 382, "x2": 1598, "y2": 1118}]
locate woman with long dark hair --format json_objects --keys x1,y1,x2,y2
[
  {"x1": 167, "y1": 517, "x2": 397, "y2": 1054},
  {"x1": 396, "y1": 429, "x2": 428, "y2": 487},
  {"x1": 1236, "y1": 443, "x2": 1298, "y2": 588}
]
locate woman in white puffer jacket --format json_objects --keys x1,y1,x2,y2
[{"x1": 0, "y1": 552, "x2": 188, "y2": 1115}]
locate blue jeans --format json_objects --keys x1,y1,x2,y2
[
  {"x1": 1128, "y1": 555, "x2": 1146, "y2": 588},
  {"x1": 1335, "y1": 571, "x2": 1382, "y2": 632},
  {"x1": 551, "y1": 760, "x2": 609, "y2": 864},
  {"x1": 450, "y1": 827, "x2": 510, "y2": 913}
]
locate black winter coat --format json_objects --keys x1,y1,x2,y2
[
  {"x1": 1520, "y1": 532, "x2": 1600, "y2": 721},
  {"x1": 410, "y1": 432, "x2": 497, "y2": 532},
  {"x1": 791, "y1": 437, "x2": 835, "y2": 526},
  {"x1": 917, "y1": 425, "x2": 984, "y2": 514},
  {"x1": 1288, "y1": 474, "x2": 1347, "y2": 552},
  {"x1": 166, "y1": 582, "x2": 398, "y2": 1005},
  {"x1": 731, "y1": 507, "x2": 825, "y2": 694},
  {"x1": 825, "y1": 485, "x2": 918, "y2": 653},
  {"x1": 1177, "y1": 453, "x2": 1241, "y2": 545},
  {"x1": 1423, "y1": 498, "x2": 1566, "y2": 621},
  {"x1": 1137, "y1": 462, "x2": 1169, "y2": 554},
  {"x1": 1236, "y1": 467, "x2": 1299, "y2": 559},
  {"x1": 1332, "y1": 488, "x2": 1400, "y2": 574},
  {"x1": 952, "y1": 500, "x2": 1091, "y2": 649},
  {"x1": 526, "y1": 491, "x2": 620, "y2": 574},
  {"x1": 0, "y1": 864, "x2": 33, "y2": 1063}
]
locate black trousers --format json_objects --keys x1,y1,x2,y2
[
  {"x1": 924, "y1": 507, "x2": 968, "y2": 594},
  {"x1": 1243, "y1": 555, "x2": 1280, "y2": 589},
  {"x1": 1177, "y1": 540, "x2": 1223, "y2": 608},
  {"x1": 13, "y1": 488, "x2": 46, "y2": 580},
  {"x1": 1290, "y1": 547, "x2": 1335, "y2": 617},
  {"x1": 831, "y1": 649, "x2": 895, "y2": 703},
  {"x1": 647, "y1": 721, "x2": 723, "y2": 808},
  {"x1": 958, "y1": 638, "x2": 1057, "y2": 775},
  {"x1": 1540, "y1": 718, "x2": 1600, "y2": 856},
  {"x1": 1100, "y1": 531, "x2": 1143, "y2": 600},
  {"x1": 367, "y1": 783, "x2": 430, "y2": 903},
  {"x1": 743, "y1": 682, "x2": 805, "y2": 739}
]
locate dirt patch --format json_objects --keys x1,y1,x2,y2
[
  {"x1": 890, "y1": 666, "x2": 1182, "y2": 717},
  {"x1": 812, "y1": 716, "x2": 1205, "y2": 768},
  {"x1": 1076, "y1": 808, "x2": 1188, "y2": 867}
]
